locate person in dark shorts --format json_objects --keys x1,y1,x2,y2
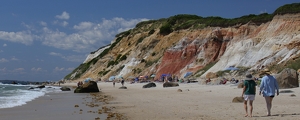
[{"x1": 259, "y1": 69, "x2": 279, "y2": 116}]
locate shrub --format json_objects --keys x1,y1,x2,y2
[
  {"x1": 119, "y1": 55, "x2": 127, "y2": 61},
  {"x1": 195, "y1": 62, "x2": 217, "y2": 76},
  {"x1": 148, "y1": 29, "x2": 155, "y2": 35},
  {"x1": 216, "y1": 70, "x2": 231, "y2": 77},
  {"x1": 136, "y1": 36, "x2": 145, "y2": 45},
  {"x1": 273, "y1": 3, "x2": 300, "y2": 15},
  {"x1": 159, "y1": 23, "x2": 172, "y2": 35},
  {"x1": 132, "y1": 68, "x2": 142, "y2": 74},
  {"x1": 115, "y1": 29, "x2": 131, "y2": 37},
  {"x1": 141, "y1": 59, "x2": 146, "y2": 63},
  {"x1": 151, "y1": 52, "x2": 156, "y2": 56},
  {"x1": 107, "y1": 61, "x2": 115, "y2": 67}
]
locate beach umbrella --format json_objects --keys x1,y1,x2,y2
[
  {"x1": 161, "y1": 74, "x2": 170, "y2": 78},
  {"x1": 183, "y1": 72, "x2": 193, "y2": 78},
  {"x1": 224, "y1": 66, "x2": 239, "y2": 71},
  {"x1": 135, "y1": 77, "x2": 139, "y2": 81},
  {"x1": 150, "y1": 74, "x2": 156, "y2": 77},
  {"x1": 84, "y1": 78, "x2": 91, "y2": 83},
  {"x1": 109, "y1": 76, "x2": 115, "y2": 81}
]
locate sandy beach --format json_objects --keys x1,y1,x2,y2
[
  {"x1": 0, "y1": 81, "x2": 299, "y2": 120},
  {"x1": 99, "y1": 81, "x2": 300, "y2": 120}
]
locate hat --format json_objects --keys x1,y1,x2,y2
[
  {"x1": 245, "y1": 74, "x2": 252, "y2": 80},
  {"x1": 262, "y1": 68, "x2": 271, "y2": 75}
]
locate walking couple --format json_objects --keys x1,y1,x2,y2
[{"x1": 242, "y1": 69, "x2": 279, "y2": 117}]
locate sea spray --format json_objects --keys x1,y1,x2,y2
[{"x1": 0, "y1": 83, "x2": 61, "y2": 109}]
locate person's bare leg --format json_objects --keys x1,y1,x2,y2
[
  {"x1": 264, "y1": 97, "x2": 271, "y2": 116},
  {"x1": 249, "y1": 100, "x2": 254, "y2": 117},
  {"x1": 269, "y1": 97, "x2": 273, "y2": 115},
  {"x1": 244, "y1": 100, "x2": 248, "y2": 117}
]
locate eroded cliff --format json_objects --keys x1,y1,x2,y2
[{"x1": 66, "y1": 6, "x2": 300, "y2": 82}]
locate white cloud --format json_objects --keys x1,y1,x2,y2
[
  {"x1": 0, "y1": 16, "x2": 148, "y2": 53},
  {"x1": 31, "y1": 67, "x2": 42, "y2": 72},
  {"x1": 11, "y1": 57, "x2": 18, "y2": 61},
  {"x1": 54, "y1": 67, "x2": 64, "y2": 72},
  {"x1": 3, "y1": 44, "x2": 7, "y2": 47},
  {"x1": 0, "y1": 31, "x2": 35, "y2": 45},
  {"x1": 73, "y1": 22, "x2": 93, "y2": 30},
  {"x1": 66, "y1": 67, "x2": 74, "y2": 71},
  {"x1": 13, "y1": 68, "x2": 24, "y2": 72},
  {"x1": 54, "y1": 67, "x2": 74, "y2": 72},
  {"x1": 40, "y1": 21, "x2": 47, "y2": 26},
  {"x1": 49, "y1": 52, "x2": 85, "y2": 62},
  {"x1": 52, "y1": 20, "x2": 69, "y2": 27},
  {"x1": 21, "y1": 22, "x2": 34, "y2": 30},
  {"x1": 55, "y1": 11, "x2": 70, "y2": 20},
  {"x1": 49, "y1": 52, "x2": 62, "y2": 56},
  {"x1": 62, "y1": 21, "x2": 68, "y2": 27},
  {"x1": 61, "y1": 55, "x2": 85, "y2": 62},
  {"x1": 41, "y1": 17, "x2": 148, "y2": 52},
  {"x1": 36, "y1": 59, "x2": 44, "y2": 62},
  {"x1": 0, "y1": 58, "x2": 9, "y2": 63},
  {"x1": 0, "y1": 67, "x2": 6, "y2": 72}
]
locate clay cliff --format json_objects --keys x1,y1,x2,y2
[{"x1": 65, "y1": 3, "x2": 300, "y2": 82}]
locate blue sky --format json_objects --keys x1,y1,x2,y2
[{"x1": 0, "y1": 0, "x2": 298, "y2": 82}]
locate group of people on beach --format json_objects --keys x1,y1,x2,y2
[
  {"x1": 77, "y1": 81, "x2": 83, "y2": 87},
  {"x1": 242, "y1": 68, "x2": 279, "y2": 117},
  {"x1": 112, "y1": 78, "x2": 124, "y2": 87}
]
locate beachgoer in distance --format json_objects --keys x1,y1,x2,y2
[
  {"x1": 77, "y1": 81, "x2": 81, "y2": 87},
  {"x1": 121, "y1": 79, "x2": 124, "y2": 86},
  {"x1": 259, "y1": 69, "x2": 279, "y2": 116},
  {"x1": 113, "y1": 80, "x2": 115, "y2": 87},
  {"x1": 242, "y1": 74, "x2": 256, "y2": 117}
]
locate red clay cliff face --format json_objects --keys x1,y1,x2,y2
[
  {"x1": 155, "y1": 44, "x2": 197, "y2": 80},
  {"x1": 155, "y1": 37, "x2": 227, "y2": 80}
]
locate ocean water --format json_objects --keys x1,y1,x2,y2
[{"x1": 0, "y1": 82, "x2": 61, "y2": 109}]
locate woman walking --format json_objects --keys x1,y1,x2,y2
[{"x1": 242, "y1": 74, "x2": 256, "y2": 117}]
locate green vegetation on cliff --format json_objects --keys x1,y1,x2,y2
[
  {"x1": 158, "y1": 13, "x2": 274, "y2": 35},
  {"x1": 273, "y1": 3, "x2": 300, "y2": 15}
]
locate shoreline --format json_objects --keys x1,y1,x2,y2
[{"x1": 0, "y1": 84, "x2": 112, "y2": 120}]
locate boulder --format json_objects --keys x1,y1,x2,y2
[
  {"x1": 237, "y1": 82, "x2": 244, "y2": 88},
  {"x1": 60, "y1": 86, "x2": 71, "y2": 91},
  {"x1": 206, "y1": 72, "x2": 217, "y2": 79},
  {"x1": 143, "y1": 82, "x2": 156, "y2": 88},
  {"x1": 74, "y1": 81, "x2": 100, "y2": 93},
  {"x1": 232, "y1": 96, "x2": 244, "y2": 103},
  {"x1": 36, "y1": 85, "x2": 45, "y2": 88},
  {"x1": 163, "y1": 82, "x2": 179, "y2": 87},
  {"x1": 119, "y1": 86, "x2": 127, "y2": 89},
  {"x1": 177, "y1": 89, "x2": 182, "y2": 92},
  {"x1": 28, "y1": 87, "x2": 34, "y2": 90},
  {"x1": 274, "y1": 68, "x2": 299, "y2": 89}
]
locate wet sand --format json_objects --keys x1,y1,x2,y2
[{"x1": 0, "y1": 89, "x2": 108, "y2": 120}]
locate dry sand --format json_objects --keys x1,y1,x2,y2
[{"x1": 97, "y1": 81, "x2": 300, "y2": 120}]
